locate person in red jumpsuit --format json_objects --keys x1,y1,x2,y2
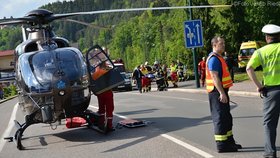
[
  {"x1": 198, "y1": 57, "x2": 206, "y2": 87},
  {"x1": 96, "y1": 90, "x2": 114, "y2": 131},
  {"x1": 92, "y1": 61, "x2": 115, "y2": 132}
]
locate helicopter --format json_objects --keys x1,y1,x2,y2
[
  {"x1": 0, "y1": 9, "x2": 126, "y2": 150},
  {"x1": 0, "y1": 4, "x2": 231, "y2": 150}
]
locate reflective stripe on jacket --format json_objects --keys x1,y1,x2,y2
[{"x1": 206, "y1": 53, "x2": 233, "y2": 92}]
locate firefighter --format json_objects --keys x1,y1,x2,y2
[
  {"x1": 246, "y1": 24, "x2": 280, "y2": 158},
  {"x1": 206, "y1": 36, "x2": 242, "y2": 153}
]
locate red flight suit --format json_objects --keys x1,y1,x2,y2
[{"x1": 96, "y1": 90, "x2": 114, "y2": 130}]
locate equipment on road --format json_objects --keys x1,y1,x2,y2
[
  {"x1": 117, "y1": 119, "x2": 148, "y2": 128},
  {"x1": 156, "y1": 77, "x2": 167, "y2": 91}
]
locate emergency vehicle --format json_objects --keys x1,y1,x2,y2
[{"x1": 238, "y1": 41, "x2": 266, "y2": 71}]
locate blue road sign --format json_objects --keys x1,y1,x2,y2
[{"x1": 184, "y1": 19, "x2": 203, "y2": 48}]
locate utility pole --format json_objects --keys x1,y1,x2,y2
[{"x1": 188, "y1": 0, "x2": 200, "y2": 88}]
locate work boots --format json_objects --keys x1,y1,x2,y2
[
  {"x1": 106, "y1": 118, "x2": 115, "y2": 132},
  {"x1": 228, "y1": 136, "x2": 242, "y2": 149},
  {"x1": 98, "y1": 116, "x2": 115, "y2": 132},
  {"x1": 217, "y1": 141, "x2": 238, "y2": 153}
]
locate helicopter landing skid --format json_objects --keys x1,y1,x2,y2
[
  {"x1": 3, "y1": 120, "x2": 26, "y2": 150},
  {"x1": 4, "y1": 110, "x2": 40, "y2": 150},
  {"x1": 3, "y1": 121, "x2": 21, "y2": 142}
]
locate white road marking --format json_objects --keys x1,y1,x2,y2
[
  {"x1": 89, "y1": 105, "x2": 128, "y2": 119},
  {"x1": 0, "y1": 103, "x2": 18, "y2": 153},
  {"x1": 161, "y1": 134, "x2": 214, "y2": 158},
  {"x1": 129, "y1": 90, "x2": 209, "y2": 103},
  {"x1": 89, "y1": 105, "x2": 213, "y2": 158}
]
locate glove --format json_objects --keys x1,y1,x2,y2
[{"x1": 258, "y1": 87, "x2": 268, "y2": 98}]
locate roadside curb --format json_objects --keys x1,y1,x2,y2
[
  {"x1": 0, "y1": 95, "x2": 17, "y2": 104},
  {"x1": 228, "y1": 90, "x2": 259, "y2": 97}
]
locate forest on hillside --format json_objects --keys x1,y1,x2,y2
[{"x1": 0, "y1": 0, "x2": 279, "y2": 71}]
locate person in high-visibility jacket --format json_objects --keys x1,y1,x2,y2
[
  {"x1": 206, "y1": 36, "x2": 242, "y2": 153},
  {"x1": 92, "y1": 61, "x2": 115, "y2": 132},
  {"x1": 247, "y1": 24, "x2": 280, "y2": 158},
  {"x1": 170, "y1": 61, "x2": 178, "y2": 87}
]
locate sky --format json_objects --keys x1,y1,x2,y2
[{"x1": 0, "y1": 0, "x2": 73, "y2": 18}]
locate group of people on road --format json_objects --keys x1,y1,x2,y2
[
  {"x1": 132, "y1": 61, "x2": 165, "y2": 93},
  {"x1": 206, "y1": 24, "x2": 280, "y2": 158},
  {"x1": 131, "y1": 62, "x2": 152, "y2": 93},
  {"x1": 132, "y1": 59, "x2": 187, "y2": 93}
]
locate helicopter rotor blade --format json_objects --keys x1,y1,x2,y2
[
  {"x1": 0, "y1": 4, "x2": 231, "y2": 26},
  {"x1": 56, "y1": 4, "x2": 232, "y2": 16},
  {"x1": 0, "y1": 20, "x2": 26, "y2": 25},
  {"x1": 61, "y1": 19, "x2": 110, "y2": 29}
]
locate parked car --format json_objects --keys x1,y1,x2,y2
[
  {"x1": 114, "y1": 63, "x2": 126, "y2": 72},
  {"x1": 113, "y1": 72, "x2": 133, "y2": 91}
]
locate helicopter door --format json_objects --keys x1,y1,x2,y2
[{"x1": 85, "y1": 45, "x2": 125, "y2": 94}]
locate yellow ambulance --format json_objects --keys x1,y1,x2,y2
[{"x1": 238, "y1": 41, "x2": 266, "y2": 71}]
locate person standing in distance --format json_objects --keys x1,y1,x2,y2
[
  {"x1": 132, "y1": 65, "x2": 144, "y2": 93},
  {"x1": 206, "y1": 36, "x2": 242, "y2": 153},
  {"x1": 224, "y1": 52, "x2": 235, "y2": 82},
  {"x1": 246, "y1": 24, "x2": 280, "y2": 158},
  {"x1": 198, "y1": 57, "x2": 206, "y2": 87}
]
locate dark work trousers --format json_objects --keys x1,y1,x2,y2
[
  {"x1": 262, "y1": 86, "x2": 280, "y2": 156},
  {"x1": 136, "y1": 78, "x2": 142, "y2": 93},
  {"x1": 208, "y1": 88, "x2": 234, "y2": 149}
]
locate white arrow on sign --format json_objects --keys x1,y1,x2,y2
[
  {"x1": 186, "y1": 25, "x2": 194, "y2": 45},
  {"x1": 195, "y1": 23, "x2": 201, "y2": 44}
]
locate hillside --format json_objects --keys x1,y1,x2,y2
[{"x1": 0, "y1": 0, "x2": 280, "y2": 71}]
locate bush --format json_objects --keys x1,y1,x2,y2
[{"x1": 3, "y1": 85, "x2": 17, "y2": 98}]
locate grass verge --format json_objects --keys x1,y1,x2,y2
[{"x1": 234, "y1": 70, "x2": 263, "y2": 83}]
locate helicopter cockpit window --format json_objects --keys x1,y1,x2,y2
[
  {"x1": 19, "y1": 49, "x2": 87, "y2": 93},
  {"x1": 25, "y1": 42, "x2": 38, "y2": 52},
  {"x1": 88, "y1": 48, "x2": 113, "y2": 74},
  {"x1": 53, "y1": 38, "x2": 70, "y2": 48}
]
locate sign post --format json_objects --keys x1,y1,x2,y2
[{"x1": 184, "y1": 19, "x2": 204, "y2": 88}]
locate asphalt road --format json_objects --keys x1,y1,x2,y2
[{"x1": 0, "y1": 87, "x2": 279, "y2": 158}]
